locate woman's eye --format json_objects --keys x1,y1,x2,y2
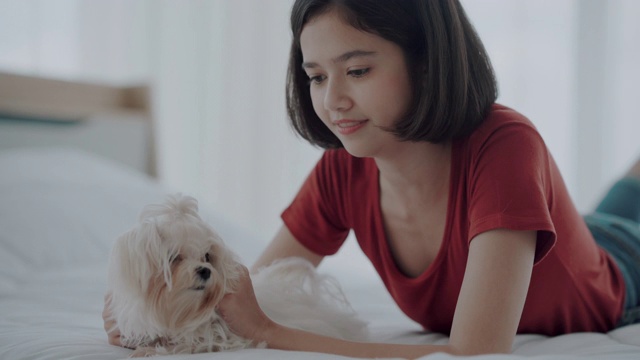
[
  {"x1": 348, "y1": 68, "x2": 370, "y2": 78},
  {"x1": 307, "y1": 75, "x2": 326, "y2": 85}
]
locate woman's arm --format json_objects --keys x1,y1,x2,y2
[
  {"x1": 449, "y1": 228, "x2": 536, "y2": 354},
  {"x1": 218, "y1": 265, "x2": 454, "y2": 358},
  {"x1": 219, "y1": 228, "x2": 537, "y2": 358},
  {"x1": 251, "y1": 224, "x2": 324, "y2": 272}
]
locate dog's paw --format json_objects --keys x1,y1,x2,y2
[{"x1": 129, "y1": 346, "x2": 160, "y2": 358}]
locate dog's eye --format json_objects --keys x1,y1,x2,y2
[
  {"x1": 170, "y1": 254, "x2": 183, "y2": 264},
  {"x1": 205, "y1": 253, "x2": 211, "y2": 263}
]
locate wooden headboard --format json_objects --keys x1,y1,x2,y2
[{"x1": 0, "y1": 72, "x2": 156, "y2": 176}]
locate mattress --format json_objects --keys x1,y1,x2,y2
[{"x1": 0, "y1": 147, "x2": 638, "y2": 360}]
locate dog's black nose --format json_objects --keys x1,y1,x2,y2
[{"x1": 196, "y1": 267, "x2": 211, "y2": 280}]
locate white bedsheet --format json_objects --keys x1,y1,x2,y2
[{"x1": 0, "y1": 147, "x2": 638, "y2": 360}]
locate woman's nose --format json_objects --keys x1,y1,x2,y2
[{"x1": 323, "y1": 78, "x2": 352, "y2": 112}]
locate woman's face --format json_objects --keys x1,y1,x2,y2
[{"x1": 300, "y1": 9, "x2": 413, "y2": 158}]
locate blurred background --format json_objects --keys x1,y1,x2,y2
[{"x1": 1, "y1": 0, "x2": 638, "y2": 260}]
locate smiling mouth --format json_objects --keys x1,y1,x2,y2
[
  {"x1": 191, "y1": 285, "x2": 206, "y2": 291},
  {"x1": 333, "y1": 119, "x2": 368, "y2": 135},
  {"x1": 334, "y1": 119, "x2": 366, "y2": 127}
]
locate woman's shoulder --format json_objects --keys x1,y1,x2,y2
[
  {"x1": 456, "y1": 103, "x2": 550, "y2": 169},
  {"x1": 464, "y1": 103, "x2": 543, "y2": 147},
  {"x1": 480, "y1": 103, "x2": 537, "y2": 132}
]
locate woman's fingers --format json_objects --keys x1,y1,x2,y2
[{"x1": 218, "y1": 266, "x2": 273, "y2": 342}]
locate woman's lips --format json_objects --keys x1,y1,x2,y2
[{"x1": 333, "y1": 119, "x2": 368, "y2": 135}]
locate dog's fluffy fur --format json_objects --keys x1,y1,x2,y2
[{"x1": 106, "y1": 194, "x2": 367, "y2": 357}]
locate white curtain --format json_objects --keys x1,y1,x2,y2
[
  {"x1": 150, "y1": 0, "x2": 321, "y2": 247},
  {"x1": 1, "y1": 0, "x2": 639, "y2": 250},
  {"x1": 462, "y1": 0, "x2": 640, "y2": 214}
]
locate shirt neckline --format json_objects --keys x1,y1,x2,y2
[{"x1": 372, "y1": 143, "x2": 458, "y2": 284}]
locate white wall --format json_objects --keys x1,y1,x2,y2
[{"x1": 1, "y1": 0, "x2": 639, "y2": 256}]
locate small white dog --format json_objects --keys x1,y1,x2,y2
[{"x1": 106, "y1": 193, "x2": 367, "y2": 357}]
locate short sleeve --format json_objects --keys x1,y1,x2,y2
[
  {"x1": 466, "y1": 120, "x2": 556, "y2": 264},
  {"x1": 281, "y1": 150, "x2": 351, "y2": 256}
]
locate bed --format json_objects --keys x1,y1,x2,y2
[{"x1": 0, "y1": 73, "x2": 639, "y2": 360}]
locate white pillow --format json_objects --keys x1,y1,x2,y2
[{"x1": 0, "y1": 147, "x2": 256, "y2": 289}]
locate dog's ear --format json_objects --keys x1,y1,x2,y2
[
  {"x1": 108, "y1": 221, "x2": 170, "y2": 295},
  {"x1": 207, "y1": 238, "x2": 243, "y2": 293}
]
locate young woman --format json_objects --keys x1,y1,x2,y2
[
  {"x1": 215, "y1": 0, "x2": 640, "y2": 357},
  {"x1": 106, "y1": 0, "x2": 640, "y2": 357}
]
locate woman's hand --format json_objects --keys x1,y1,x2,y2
[
  {"x1": 217, "y1": 265, "x2": 275, "y2": 344},
  {"x1": 218, "y1": 265, "x2": 451, "y2": 359},
  {"x1": 102, "y1": 293, "x2": 124, "y2": 347}
]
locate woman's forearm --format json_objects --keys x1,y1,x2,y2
[{"x1": 262, "y1": 322, "x2": 455, "y2": 359}]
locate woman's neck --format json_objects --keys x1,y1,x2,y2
[{"x1": 375, "y1": 141, "x2": 451, "y2": 204}]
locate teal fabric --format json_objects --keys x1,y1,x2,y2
[{"x1": 584, "y1": 177, "x2": 640, "y2": 327}]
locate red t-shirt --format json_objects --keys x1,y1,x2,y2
[{"x1": 281, "y1": 104, "x2": 625, "y2": 336}]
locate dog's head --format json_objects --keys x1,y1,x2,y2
[{"x1": 107, "y1": 194, "x2": 241, "y2": 342}]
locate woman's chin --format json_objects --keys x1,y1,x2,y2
[{"x1": 342, "y1": 144, "x2": 372, "y2": 158}]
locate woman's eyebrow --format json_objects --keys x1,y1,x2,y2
[{"x1": 302, "y1": 50, "x2": 377, "y2": 69}]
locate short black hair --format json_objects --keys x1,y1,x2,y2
[{"x1": 286, "y1": 0, "x2": 498, "y2": 149}]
